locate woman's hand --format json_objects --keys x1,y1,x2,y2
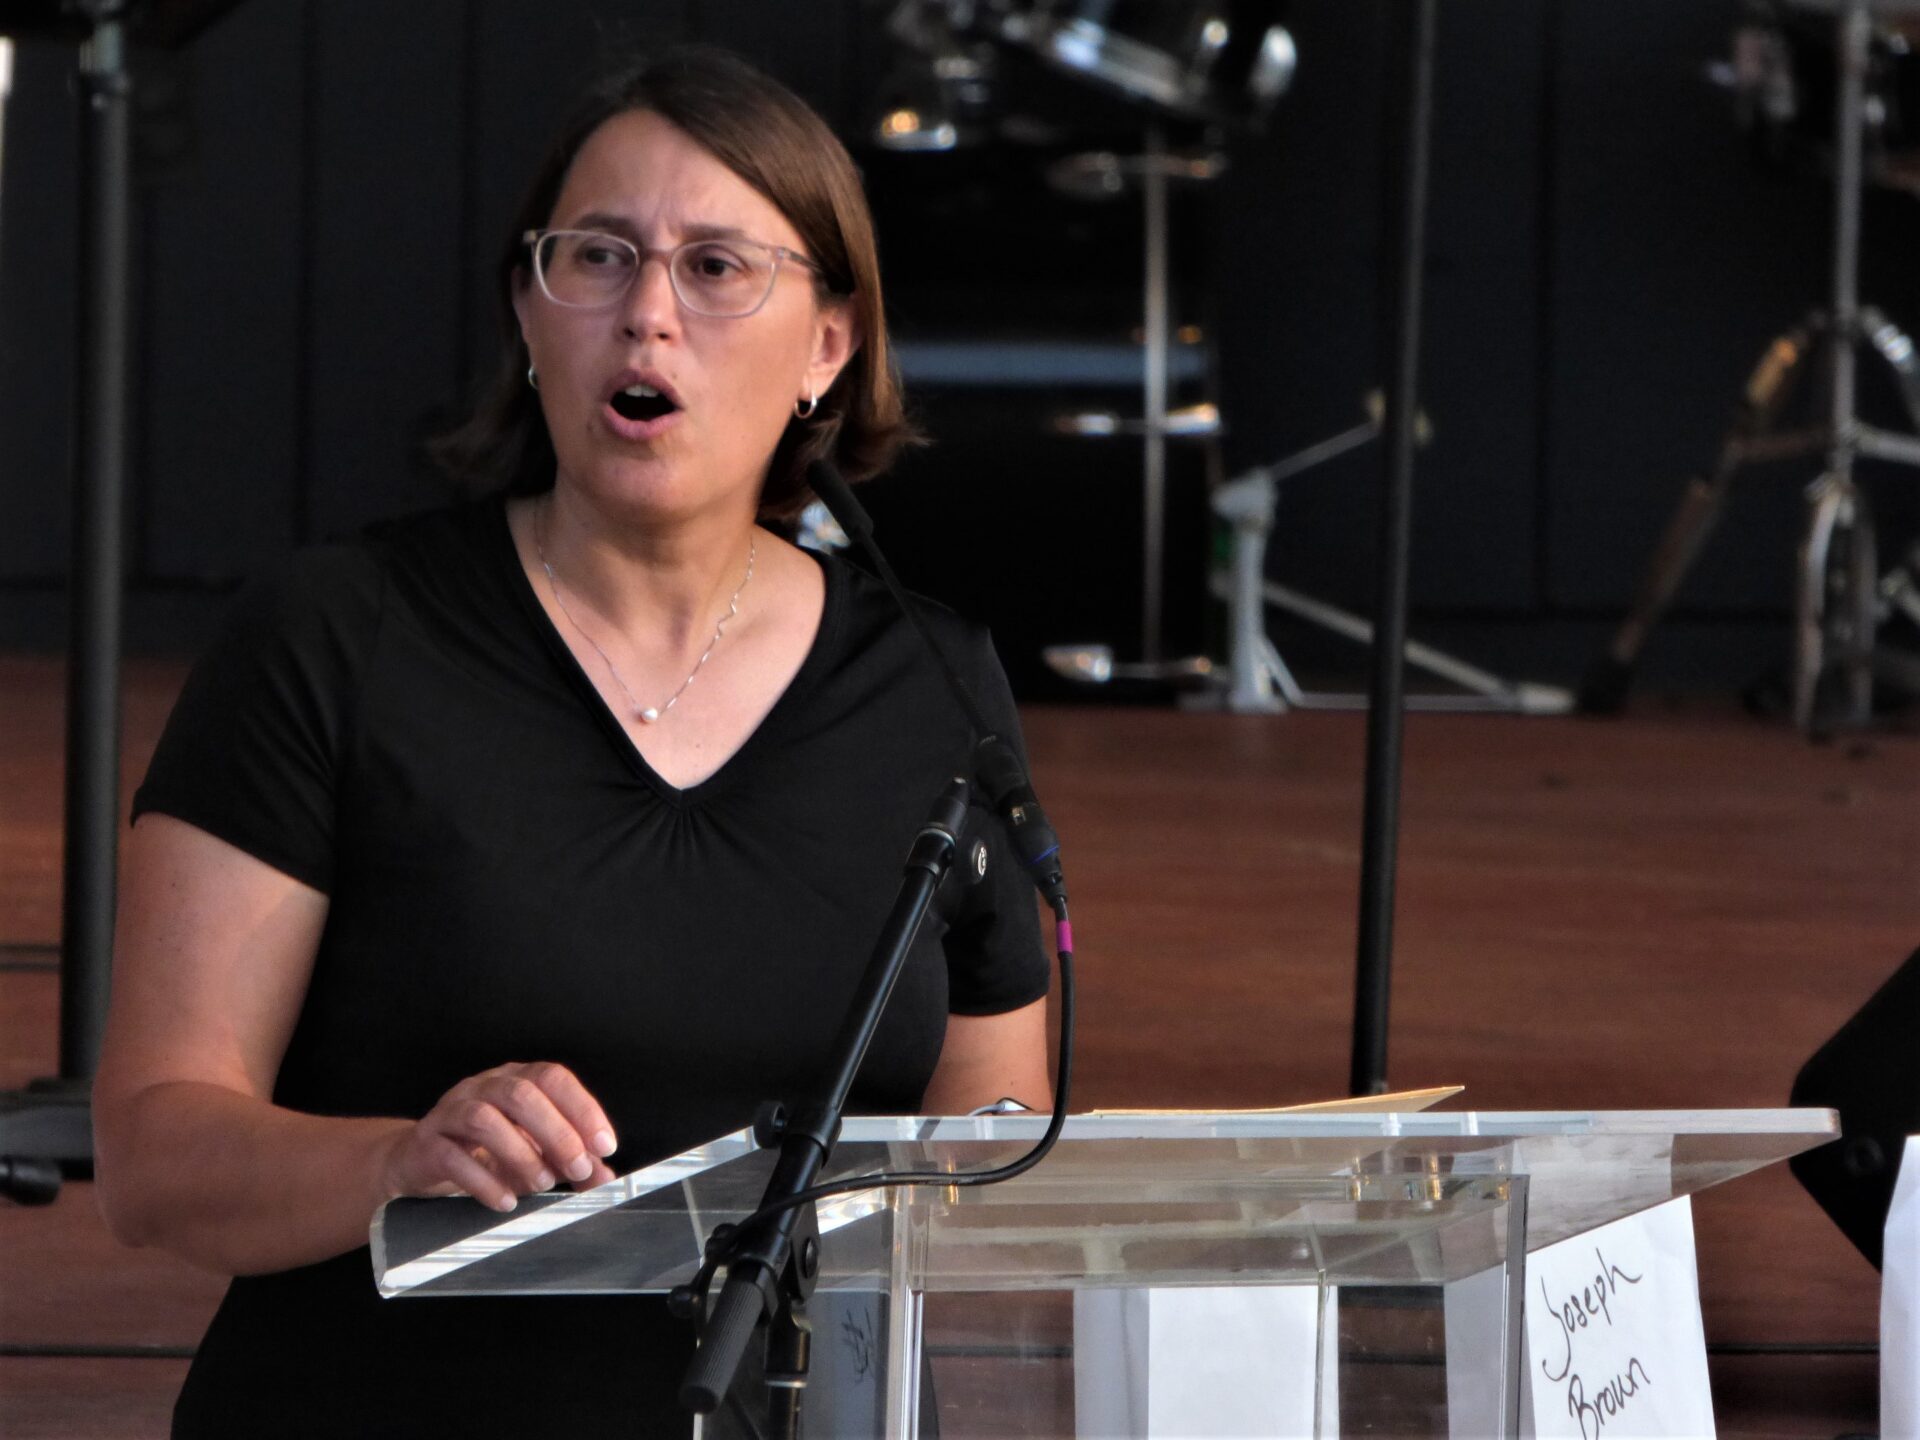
[{"x1": 382, "y1": 1062, "x2": 620, "y2": 1212}]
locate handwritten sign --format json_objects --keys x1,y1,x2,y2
[
  {"x1": 1526, "y1": 1198, "x2": 1715, "y2": 1439},
  {"x1": 1444, "y1": 1198, "x2": 1714, "y2": 1439}
]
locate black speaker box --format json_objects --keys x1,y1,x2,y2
[{"x1": 1789, "y1": 945, "x2": 1920, "y2": 1271}]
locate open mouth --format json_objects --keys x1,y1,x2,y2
[{"x1": 609, "y1": 383, "x2": 678, "y2": 424}]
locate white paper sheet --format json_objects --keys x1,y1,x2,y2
[
  {"x1": 1074, "y1": 1285, "x2": 1338, "y2": 1437},
  {"x1": 1444, "y1": 1197, "x2": 1714, "y2": 1439},
  {"x1": 1526, "y1": 1198, "x2": 1715, "y2": 1440}
]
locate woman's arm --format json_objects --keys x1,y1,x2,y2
[
  {"x1": 93, "y1": 815, "x2": 616, "y2": 1276},
  {"x1": 919, "y1": 997, "x2": 1052, "y2": 1116}
]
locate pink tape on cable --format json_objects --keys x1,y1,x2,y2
[{"x1": 1057, "y1": 920, "x2": 1074, "y2": 953}]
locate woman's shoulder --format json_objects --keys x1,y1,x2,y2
[
  {"x1": 353, "y1": 493, "x2": 506, "y2": 583},
  {"x1": 218, "y1": 497, "x2": 503, "y2": 661},
  {"x1": 221, "y1": 539, "x2": 386, "y2": 657}
]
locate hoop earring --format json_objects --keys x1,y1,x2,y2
[
  {"x1": 794, "y1": 390, "x2": 817, "y2": 419},
  {"x1": 527, "y1": 365, "x2": 539, "y2": 392}
]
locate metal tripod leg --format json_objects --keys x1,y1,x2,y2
[
  {"x1": 1579, "y1": 325, "x2": 1813, "y2": 712},
  {"x1": 1861, "y1": 307, "x2": 1920, "y2": 436},
  {"x1": 1885, "y1": 539, "x2": 1920, "y2": 629},
  {"x1": 1794, "y1": 475, "x2": 1877, "y2": 730},
  {"x1": 1590, "y1": 4, "x2": 1918, "y2": 727},
  {"x1": 1856, "y1": 314, "x2": 1920, "y2": 712},
  {"x1": 1787, "y1": 310, "x2": 1920, "y2": 727},
  {"x1": 1789, "y1": 307, "x2": 1920, "y2": 728},
  {"x1": 1209, "y1": 467, "x2": 1572, "y2": 714}
]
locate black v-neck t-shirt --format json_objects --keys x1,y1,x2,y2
[{"x1": 133, "y1": 497, "x2": 1049, "y2": 1435}]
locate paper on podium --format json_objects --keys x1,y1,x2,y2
[{"x1": 1087, "y1": 1084, "x2": 1464, "y2": 1118}]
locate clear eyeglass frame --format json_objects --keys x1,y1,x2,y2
[{"x1": 522, "y1": 228, "x2": 824, "y2": 319}]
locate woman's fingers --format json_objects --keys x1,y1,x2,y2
[
  {"x1": 476, "y1": 1069, "x2": 599, "y2": 1184},
  {"x1": 391, "y1": 1060, "x2": 619, "y2": 1207},
  {"x1": 568, "y1": 1156, "x2": 618, "y2": 1192},
  {"x1": 444, "y1": 1094, "x2": 551, "y2": 1192},
  {"x1": 428, "y1": 1135, "x2": 519, "y2": 1213},
  {"x1": 512, "y1": 1061, "x2": 619, "y2": 1167}
]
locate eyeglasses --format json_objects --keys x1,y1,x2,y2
[{"x1": 523, "y1": 228, "x2": 824, "y2": 319}]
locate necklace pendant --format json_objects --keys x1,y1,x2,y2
[{"x1": 539, "y1": 518, "x2": 755, "y2": 736}]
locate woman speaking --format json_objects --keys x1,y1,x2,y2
[{"x1": 92, "y1": 46, "x2": 1052, "y2": 1435}]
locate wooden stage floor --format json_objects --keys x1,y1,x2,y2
[{"x1": 2, "y1": 653, "x2": 1911, "y2": 1436}]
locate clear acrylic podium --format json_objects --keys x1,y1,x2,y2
[{"x1": 371, "y1": 1108, "x2": 1834, "y2": 1437}]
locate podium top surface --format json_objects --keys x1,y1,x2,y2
[{"x1": 372, "y1": 1108, "x2": 1835, "y2": 1300}]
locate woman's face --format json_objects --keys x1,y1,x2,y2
[{"x1": 513, "y1": 108, "x2": 858, "y2": 526}]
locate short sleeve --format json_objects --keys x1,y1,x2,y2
[
  {"x1": 131, "y1": 544, "x2": 386, "y2": 894},
  {"x1": 942, "y1": 623, "x2": 1054, "y2": 1016}
]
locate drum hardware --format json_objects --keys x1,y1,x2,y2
[
  {"x1": 873, "y1": 9, "x2": 998, "y2": 151},
  {"x1": 1043, "y1": 396, "x2": 1574, "y2": 714},
  {"x1": 1584, "y1": 0, "x2": 1920, "y2": 731},
  {"x1": 1141, "y1": 130, "x2": 1180, "y2": 666},
  {"x1": 1052, "y1": 400, "x2": 1220, "y2": 437},
  {"x1": 1041, "y1": 645, "x2": 1216, "y2": 685},
  {"x1": 1008, "y1": 7, "x2": 1290, "y2": 120},
  {"x1": 891, "y1": 335, "x2": 1209, "y2": 389},
  {"x1": 1032, "y1": 135, "x2": 1565, "y2": 711},
  {"x1": 1027, "y1": 134, "x2": 1227, "y2": 667},
  {"x1": 882, "y1": 0, "x2": 1296, "y2": 127},
  {"x1": 1885, "y1": 537, "x2": 1920, "y2": 625},
  {"x1": 1044, "y1": 146, "x2": 1229, "y2": 198},
  {"x1": 873, "y1": 89, "x2": 962, "y2": 152},
  {"x1": 1205, "y1": 474, "x2": 1575, "y2": 715},
  {"x1": 872, "y1": 2, "x2": 1293, "y2": 674},
  {"x1": 1713, "y1": 0, "x2": 1920, "y2": 197}
]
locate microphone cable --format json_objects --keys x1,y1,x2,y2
[{"x1": 676, "y1": 911, "x2": 1073, "y2": 1321}]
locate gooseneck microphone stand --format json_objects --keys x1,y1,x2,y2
[
  {"x1": 677, "y1": 463, "x2": 1071, "y2": 1425},
  {"x1": 806, "y1": 461, "x2": 1069, "y2": 915},
  {"x1": 677, "y1": 779, "x2": 974, "y2": 1423}
]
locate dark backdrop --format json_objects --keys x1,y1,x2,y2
[{"x1": 5, "y1": 0, "x2": 1918, "y2": 694}]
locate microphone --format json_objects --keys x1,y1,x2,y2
[{"x1": 804, "y1": 460, "x2": 1067, "y2": 911}]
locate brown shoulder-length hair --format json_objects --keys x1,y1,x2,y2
[{"x1": 432, "y1": 46, "x2": 917, "y2": 520}]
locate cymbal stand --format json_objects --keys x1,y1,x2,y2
[{"x1": 1582, "y1": 0, "x2": 1920, "y2": 730}]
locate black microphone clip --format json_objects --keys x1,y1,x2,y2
[{"x1": 975, "y1": 735, "x2": 1066, "y2": 912}]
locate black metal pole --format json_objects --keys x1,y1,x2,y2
[
  {"x1": 1350, "y1": 0, "x2": 1436, "y2": 1098},
  {"x1": 61, "y1": 3, "x2": 132, "y2": 1090},
  {"x1": 0, "y1": 3, "x2": 130, "y2": 1189}
]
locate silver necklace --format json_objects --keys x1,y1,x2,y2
[{"x1": 535, "y1": 510, "x2": 756, "y2": 725}]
